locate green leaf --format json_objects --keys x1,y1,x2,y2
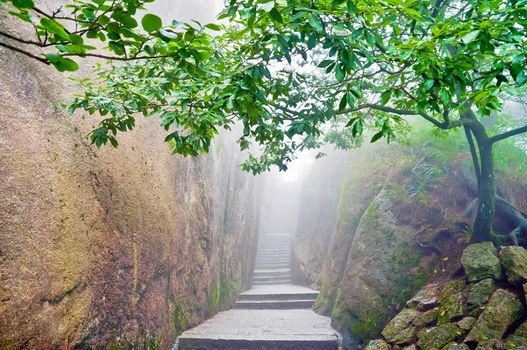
[
  {"x1": 370, "y1": 130, "x2": 384, "y2": 143},
  {"x1": 141, "y1": 14, "x2": 162, "y2": 33},
  {"x1": 307, "y1": 14, "x2": 323, "y2": 32},
  {"x1": 69, "y1": 34, "x2": 84, "y2": 45},
  {"x1": 347, "y1": 0, "x2": 358, "y2": 14},
  {"x1": 516, "y1": 70, "x2": 527, "y2": 86},
  {"x1": 269, "y1": 8, "x2": 283, "y2": 23},
  {"x1": 338, "y1": 93, "x2": 347, "y2": 111},
  {"x1": 40, "y1": 18, "x2": 69, "y2": 41},
  {"x1": 205, "y1": 23, "x2": 222, "y2": 31},
  {"x1": 335, "y1": 64, "x2": 345, "y2": 82},
  {"x1": 461, "y1": 30, "x2": 480, "y2": 44},
  {"x1": 346, "y1": 91, "x2": 355, "y2": 108},
  {"x1": 423, "y1": 79, "x2": 435, "y2": 91},
  {"x1": 380, "y1": 90, "x2": 391, "y2": 105},
  {"x1": 12, "y1": 0, "x2": 34, "y2": 9},
  {"x1": 45, "y1": 54, "x2": 79, "y2": 72},
  {"x1": 318, "y1": 59, "x2": 333, "y2": 68}
]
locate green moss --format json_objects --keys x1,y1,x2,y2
[
  {"x1": 315, "y1": 274, "x2": 338, "y2": 314},
  {"x1": 209, "y1": 282, "x2": 221, "y2": 313},
  {"x1": 172, "y1": 298, "x2": 190, "y2": 336},
  {"x1": 387, "y1": 240, "x2": 427, "y2": 307},
  {"x1": 107, "y1": 345, "x2": 124, "y2": 350},
  {"x1": 219, "y1": 271, "x2": 242, "y2": 306},
  {"x1": 331, "y1": 301, "x2": 385, "y2": 342},
  {"x1": 143, "y1": 337, "x2": 160, "y2": 350}
]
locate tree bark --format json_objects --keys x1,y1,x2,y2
[{"x1": 469, "y1": 123, "x2": 496, "y2": 243}]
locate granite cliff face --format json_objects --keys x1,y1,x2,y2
[
  {"x1": 293, "y1": 134, "x2": 527, "y2": 348},
  {"x1": 0, "y1": 29, "x2": 260, "y2": 350}
]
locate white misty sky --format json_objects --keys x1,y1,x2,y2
[{"x1": 147, "y1": 0, "x2": 224, "y2": 25}]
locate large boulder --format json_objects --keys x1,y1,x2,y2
[
  {"x1": 438, "y1": 292, "x2": 465, "y2": 324},
  {"x1": 407, "y1": 284, "x2": 441, "y2": 311},
  {"x1": 466, "y1": 289, "x2": 523, "y2": 343},
  {"x1": 365, "y1": 339, "x2": 392, "y2": 350},
  {"x1": 413, "y1": 308, "x2": 439, "y2": 327},
  {"x1": 381, "y1": 308, "x2": 417, "y2": 344},
  {"x1": 330, "y1": 190, "x2": 428, "y2": 342},
  {"x1": 416, "y1": 323, "x2": 461, "y2": 350},
  {"x1": 461, "y1": 243, "x2": 502, "y2": 282},
  {"x1": 467, "y1": 278, "x2": 496, "y2": 307},
  {"x1": 499, "y1": 246, "x2": 527, "y2": 285},
  {"x1": 505, "y1": 319, "x2": 527, "y2": 349}
]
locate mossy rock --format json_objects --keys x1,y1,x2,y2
[
  {"x1": 365, "y1": 339, "x2": 392, "y2": 350},
  {"x1": 499, "y1": 246, "x2": 527, "y2": 285},
  {"x1": 381, "y1": 308, "x2": 417, "y2": 344},
  {"x1": 413, "y1": 308, "x2": 439, "y2": 327},
  {"x1": 407, "y1": 284, "x2": 441, "y2": 311},
  {"x1": 467, "y1": 278, "x2": 496, "y2": 307},
  {"x1": 417, "y1": 323, "x2": 462, "y2": 350},
  {"x1": 442, "y1": 343, "x2": 470, "y2": 350},
  {"x1": 438, "y1": 293, "x2": 465, "y2": 324},
  {"x1": 505, "y1": 319, "x2": 527, "y2": 350},
  {"x1": 466, "y1": 289, "x2": 524, "y2": 343},
  {"x1": 457, "y1": 317, "x2": 476, "y2": 331},
  {"x1": 475, "y1": 339, "x2": 507, "y2": 350},
  {"x1": 461, "y1": 243, "x2": 502, "y2": 282},
  {"x1": 439, "y1": 280, "x2": 466, "y2": 304}
]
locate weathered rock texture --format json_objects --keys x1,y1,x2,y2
[
  {"x1": 0, "y1": 7, "x2": 260, "y2": 349},
  {"x1": 293, "y1": 135, "x2": 527, "y2": 347},
  {"x1": 292, "y1": 150, "x2": 348, "y2": 286},
  {"x1": 366, "y1": 244, "x2": 527, "y2": 350}
]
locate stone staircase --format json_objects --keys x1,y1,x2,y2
[{"x1": 175, "y1": 234, "x2": 339, "y2": 350}]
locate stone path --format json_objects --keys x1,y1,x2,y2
[{"x1": 176, "y1": 234, "x2": 339, "y2": 350}]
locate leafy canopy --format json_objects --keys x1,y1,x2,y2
[{"x1": 2, "y1": 0, "x2": 526, "y2": 173}]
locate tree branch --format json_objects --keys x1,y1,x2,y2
[
  {"x1": 489, "y1": 125, "x2": 527, "y2": 144},
  {"x1": 0, "y1": 30, "x2": 44, "y2": 46},
  {"x1": 0, "y1": 41, "x2": 50, "y2": 65},
  {"x1": 339, "y1": 103, "x2": 466, "y2": 129}
]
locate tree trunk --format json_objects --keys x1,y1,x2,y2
[{"x1": 470, "y1": 127, "x2": 496, "y2": 243}]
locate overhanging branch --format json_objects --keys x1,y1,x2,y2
[
  {"x1": 339, "y1": 103, "x2": 466, "y2": 129},
  {"x1": 489, "y1": 125, "x2": 527, "y2": 144}
]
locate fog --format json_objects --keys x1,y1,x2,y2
[{"x1": 258, "y1": 153, "x2": 316, "y2": 236}]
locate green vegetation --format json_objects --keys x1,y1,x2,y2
[
  {"x1": 2, "y1": 0, "x2": 527, "y2": 244},
  {"x1": 172, "y1": 298, "x2": 190, "y2": 337},
  {"x1": 208, "y1": 282, "x2": 221, "y2": 313}
]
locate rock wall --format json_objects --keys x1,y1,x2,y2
[
  {"x1": 0, "y1": 17, "x2": 260, "y2": 350},
  {"x1": 293, "y1": 131, "x2": 527, "y2": 348},
  {"x1": 366, "y1": 243, "x2": 527, "y2": 350}
]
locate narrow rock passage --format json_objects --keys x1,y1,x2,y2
[{"x1": 176, "y1": 234, "x2": 339, "y2": 350}]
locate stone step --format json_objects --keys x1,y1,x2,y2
[
  {"x1": 239, "y1": 292, "x2": 319, "y2": 301},
  {"x1": 257, "y1": 253, "x2": 291, "y2": 258},
  {"x1": 253, "y1": 270, "x2": 291, "y2": 277},
  {"x1": 253, "y1": 280, "x2": 292, "y2": 285},
  {"x1": 256, "y1": 253, "x2": 291, "y2": 257},
  {"x1": 256, "y1": 254, "x2": 291, "y2": 259},
  {"x1": 255, "y1": 266, "x2": 291, "y2": 271},
  {"x1": 255, "y1": 265, "x2": 291, "y2": 271},
  {"x1": 257, "y1": 247, "x2": 292, "y2": 251},
  {"x1": 177, "y1": 338, "x2": 338, "y2": 350},
  {"x1": 255, "y1": 261, "x2": 291, "y2": 266},
  {"x1": 258, "y1": 248, "x2": 291, "y2": 253},
  {"x1": 256, "y1": 252, "x2": 293, "y2": 257},
  {"x1": 175, "y1": 309, "x2": 338, "y2": 350},
  {"x1": 253, "y1": 275, "x2": 292, "y2": 283},
  {"x1": 255, "y1": 258, "x2": 291, "y2": 263},
  {"x1": 233, "y1": 299, "x2": 315, "y2": 310}
]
